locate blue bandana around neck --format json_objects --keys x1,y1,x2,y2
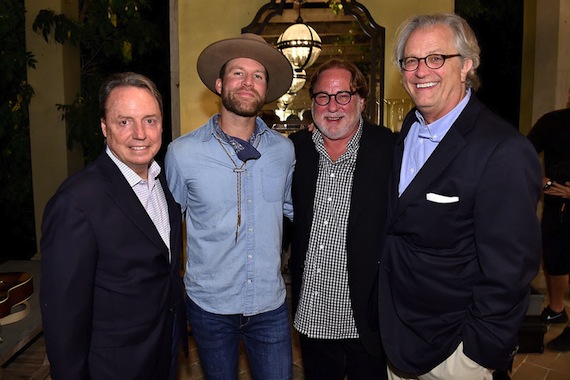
[{"x1": 214, "y1": 115, "x2": 262, "y2": 162}]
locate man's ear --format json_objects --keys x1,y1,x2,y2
[
  {"x1": 215, "y1": 78, "x2": 223, "y2": 95},
  {"x1": 359, "y1": 96, "x2": 366, "y2": 112},
  {"x1": 100, "y1": 118, "x2": 107, "y2": 138},
  {"x1": 461, "y1": 58, "x2": 473, "y2": 83}
]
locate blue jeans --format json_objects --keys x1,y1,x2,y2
[{"x1": 186, "y1": 296, "x2": 292, "y2": 380}]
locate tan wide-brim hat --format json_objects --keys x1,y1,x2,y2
[{"x1": 197, "y1": 33, "x2": 293, "y2": 104}]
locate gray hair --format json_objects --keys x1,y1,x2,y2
[
  {"x1": 393, "y1": 13, "x2": 481, "y2": 90},
  {"x1": 99, "y1": 72, "x2": 163, "y2": 118}
]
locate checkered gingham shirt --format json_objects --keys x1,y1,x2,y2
[{"x1": 294, "y1": 119, "x2": 363, "y2": 340}]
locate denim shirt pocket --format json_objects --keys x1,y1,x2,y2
[{"x1": 260, "y1": 165, "x2": 286, "y2": 202}]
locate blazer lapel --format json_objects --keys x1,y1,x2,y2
[
  {"x1": 160, "y1": 171, "x2": 182, "y2": 266},
  {"x1": 297, "y1": 132, "x2": 320, "y2": 224},
  {"x1": 390, "y1": 96, "x2": 480, "y2": 222},
  {"x1": 348, "y1": 124, "x2": 376, "y2": 231},
  {"x1": 394, "y1": 129, "x2": 465, "y2": 217},
  {"x1": 99, "y1": 154, "x2": 170, "y2": 255}
]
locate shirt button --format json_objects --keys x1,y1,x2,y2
[
  {"x1": 323, "y1": 220, "x2": 328, "y2": 226},
  {"x1": 248, "y1": 227, "x2": 253, "y2": 232},
  {"x1": 248, "y1": 254, "x2": 253, "y2": 259},
  {"x1": 247, "y1": 279, "x2": 252, "y2": 284},
  {"x1": 327, "y1": 197, "x2": 332, "y2": 202},
  {"x1": 330, "y1": 173, "x2": 335, "y2": 178},
  {"x1": 248, "y1": 199, "x2": 252, "y2": 203},
  {"x1": 319, "y1": 245, "x2": 324, "y2": 250},
  {"x1": 316, "y1": 268, "x2": 322, "y2": 274}
]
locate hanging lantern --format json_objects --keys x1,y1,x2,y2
[
  {"x1": 277, "y1": 92, "x2": 296, "y2": 110},
  {"x1": 277, "y1": 23, "x2": 322, "y2": 71},
  {"x1": 289, "y1": 68, "x2": 307, "y2": 94}
]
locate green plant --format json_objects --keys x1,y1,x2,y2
[
  {"x1": 0, "y1": 0, "x2": 38, "y2": 259},
  {"x1": 327, "y1": 0, "x2": 343, "y2": 15},
  {"x1": 32, "y1": 0, "x2": 167, "y2": 164}
]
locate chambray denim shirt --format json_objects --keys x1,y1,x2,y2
[{"x1": 165, "y1": 115, "x2": 295, "y2": 316}]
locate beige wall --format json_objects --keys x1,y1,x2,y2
[
  {"x1": 365, "y1": 0, "x2": 454, "y2": 100},
  {"x1": 25, "y1": 0, "x2": 82, "y2": 254},
  {"x1": 520, "y1": 0, "x2": 537, "y2": 135},
  {"x1": 32, "y1": 0, "x2": 562, "y2": 254},
  {"x1": 531, "y1": 0, "x2": 570, "y2": 127},
  {"x1": 177, "y1": 0, "x2": 266, "y2": 136},
  {"x1": 176, "y1": 0, "x2": 454, "y2": 136}
]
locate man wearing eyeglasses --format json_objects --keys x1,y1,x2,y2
[
  {"x1": 288, "y1": 59, "x2": 395, "y2": 379},
  {"x1": 378, "y1": 14, "x2": 542, "y2": 379}
]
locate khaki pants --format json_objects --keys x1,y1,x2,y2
[{"x1": 387, "y1": 342, "x2": 494, "y2": 380}]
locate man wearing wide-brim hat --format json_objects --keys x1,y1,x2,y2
[{"x1": 165, "y1": 33, "x2": 295, "y2": 379}]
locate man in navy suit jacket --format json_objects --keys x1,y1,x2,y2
[
  {"x1": 379, "y1": 14, "x2": 542, "y2": 379},
  {"x1": 40, "y1": 72, "x2": 186, "y2": 379}
]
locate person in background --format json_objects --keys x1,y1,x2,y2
[
  {"x1": 40, "y1": 72, "x2": 186, "y2": 380},
  {"x1": 527, "y1": 90, "x2": 570, "y2": 352},
  {"x1": 378, "y1": 13, "x2": 542, "y2": 379},
  {"x1": 289, "y1": 58, "x2": 395, "y2": 380},
  {"x1": 165, "y1": 33, "x2": 295, "y2": 379}
]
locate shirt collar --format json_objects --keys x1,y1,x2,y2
[
  {"x1": 415, "y1": 88, "x2": 472, "y2": 142},
  {"x1": 204, "y1": 114, "x2": 269, "y2": 142},
  {"x1": 106, "y1": 146, "x2": 161, "y2": 187}
]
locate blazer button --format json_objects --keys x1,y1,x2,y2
[{"x1": 169, "y1": 307, "x2": 175, "y2": 314}]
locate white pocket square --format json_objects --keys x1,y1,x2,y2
[{"x1": 426, "y1": 192, "x2": 459, "y2": 204}]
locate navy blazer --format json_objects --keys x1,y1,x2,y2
[
  {"x1": 378, "y1": 94, "x2": 542, "y2": 373},
  {"x1": 40, "y1": 152, "x2": 186, "y2": 380},
  {"x1": 289, "y1": 121, "x2": 395, "y2": 355}
]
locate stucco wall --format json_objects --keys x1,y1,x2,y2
[
  {"x1": 34, "y1": 0, "x2": 567, "y2": 253},
  {"x1": 25, "y1": 0, "x2": 82, "y2": 254},
  {"x1": 176, "y1": 0, "x2": 454, "y2": 136}
]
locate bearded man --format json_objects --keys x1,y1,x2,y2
[{"x1": 165, "y1": 33, "x2": 295, "y2": 380}]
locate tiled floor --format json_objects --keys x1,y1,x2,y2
[
  {"x1": 3, "y1": 270, "x2": 569, "y2": 379},
  {"x1": 508, "y1": 272, "x2": 570, "y2": 380}
]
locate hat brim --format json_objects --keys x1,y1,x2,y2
[{"x1": 197, "y1": 34, "x2": 293, "y2": 104}]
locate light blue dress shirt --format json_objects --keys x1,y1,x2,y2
[
  {"x1": 399, "y1": 89, "x2": 472, "y2": 196},
  {"x1": 165, "y1": 115, "x2": 295, "y2": 316}
]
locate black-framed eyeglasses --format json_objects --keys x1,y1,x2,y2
[
  {"x1": 312, "y1": 90, "x2": 357, "y2": 106},
  {"x1": 398, "y1": 54, "x2": 462, "y2": 71}
]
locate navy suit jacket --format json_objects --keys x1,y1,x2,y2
[
  {"x1": 40, "y1": 152, "x2": 186, "y2": 380},
  {"x1": 378, "y1": 94, "x2": 542, "y2": 373},
  {"x1": 289, "y1": 121, "x2": 395, "y2": 355}
]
